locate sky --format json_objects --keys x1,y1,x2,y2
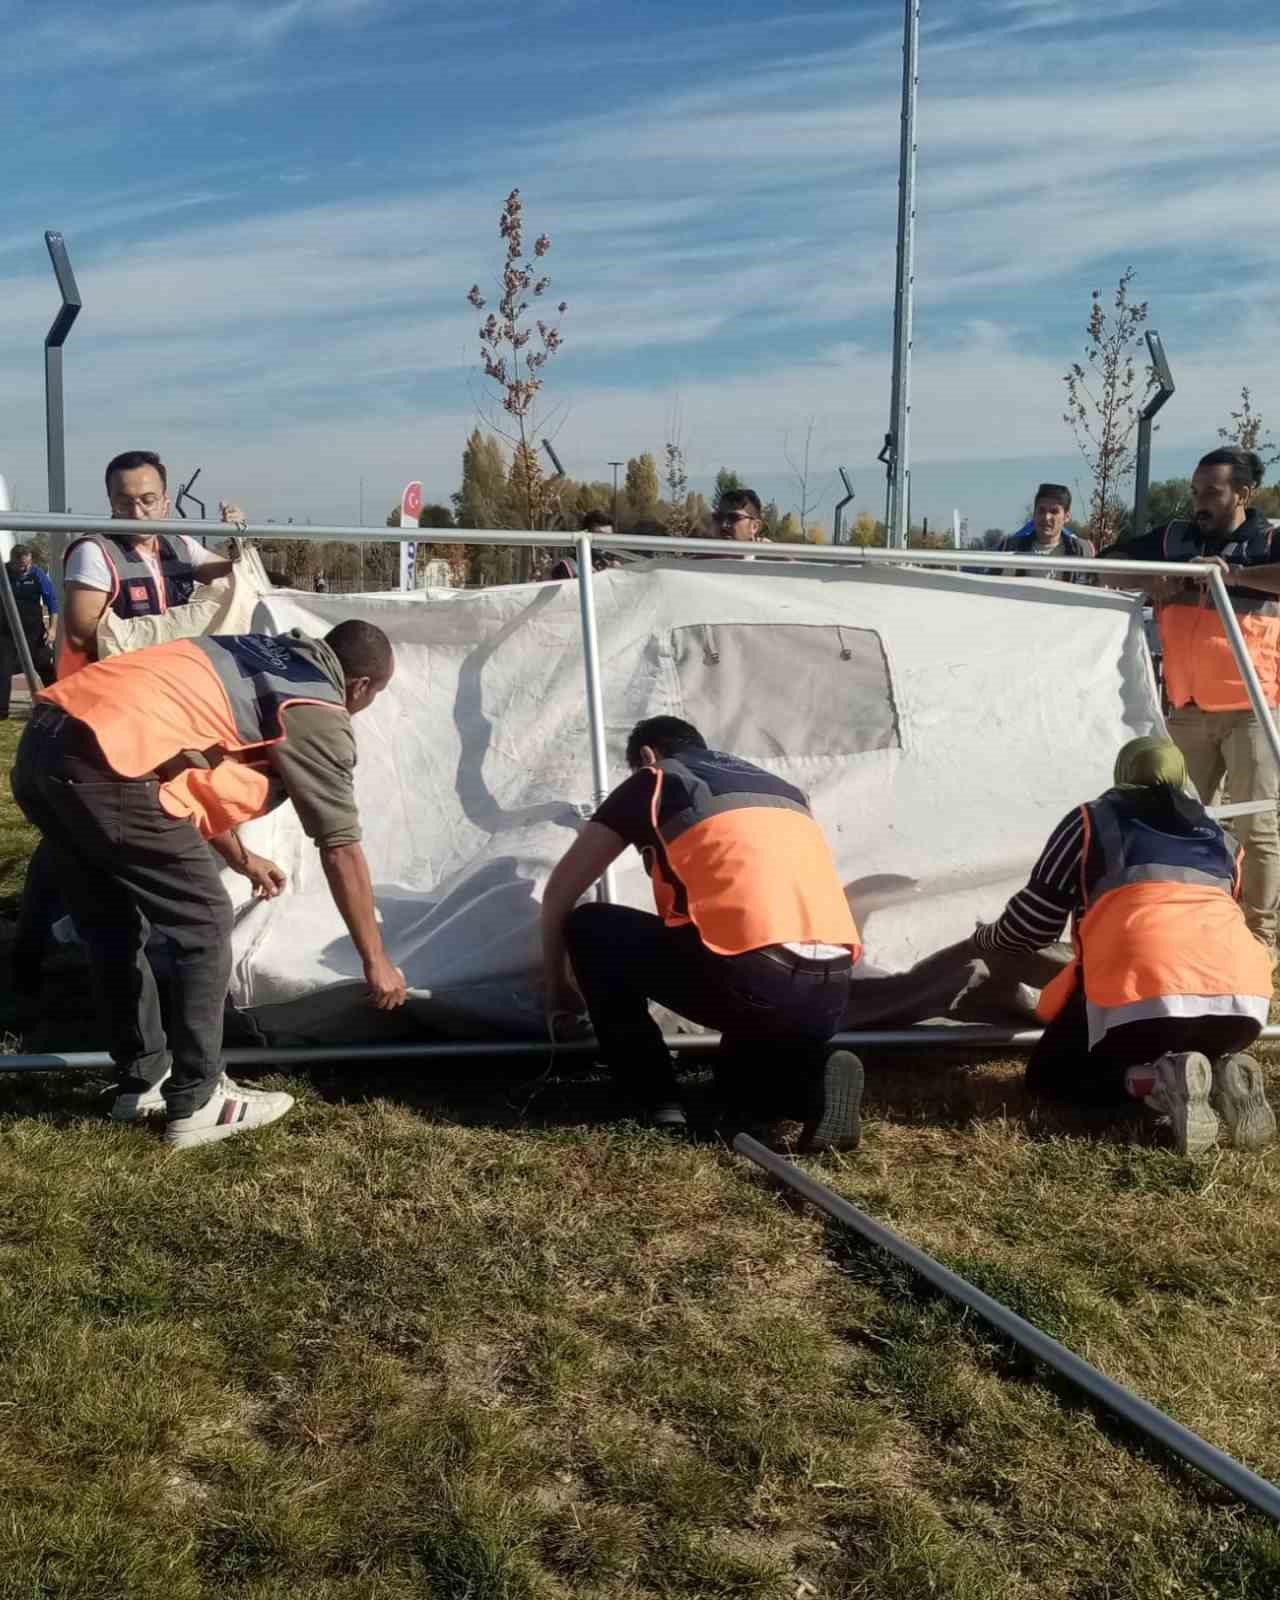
[{"x1": 2, "y1": 0, "x2": 1280, "y2": 537}]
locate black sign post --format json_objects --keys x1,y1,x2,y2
[{"x1": 43, "y1": 231, "x2": 82, "y2": 515}]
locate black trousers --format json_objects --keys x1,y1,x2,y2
[
  {"x1": 11, "y1": 709, "x2": 232, "y2": 1120},
  {"x1": 0, "y1": 630, "x2": 57, "y2": 716},
  {"x1": 1026, "y1": 987, "x2": 1262, "y2": 1106},
  {"x1": 563, "y1": 903, "x2": 852, "y2": 1113}
]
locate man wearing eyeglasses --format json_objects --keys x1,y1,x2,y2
[
  {"x1": 706, "y1": 488, "x2": 765, "y2": 556},
  {"x1": 60, "y1": 450, "x2": 247, "y2": 676}
]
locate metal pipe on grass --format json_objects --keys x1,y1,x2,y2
[{"x1": 734, "y1": 1132, "x2": 1280, "y2": 1524}]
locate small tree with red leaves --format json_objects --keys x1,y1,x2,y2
[{"x1": 466, "y1": 190, "x2": 567, "y2": 574}]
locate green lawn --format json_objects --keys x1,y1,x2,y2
[
  {"x1": 2, "y1": 713, "x2": 1279, "y2": 1598},
  {"x1": 0, "y1": 717, "x2": 38, "y2": 913}
]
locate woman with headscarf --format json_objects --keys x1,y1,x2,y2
[{"x1": 972, "y1": 736, "x2": 1275, "y2": 1156}]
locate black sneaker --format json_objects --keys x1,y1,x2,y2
[{"x1": 800, "y1": 1050, "x2": 864, "y2": 1153}]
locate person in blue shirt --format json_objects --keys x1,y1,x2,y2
[{"x1": 1, "y1": 545, "x2": 58, "y2": 716}]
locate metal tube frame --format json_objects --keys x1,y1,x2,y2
[
  {"x1": 575, "y1": 534, "x2": 616, "y2": 902},
  {"x1": 3, "y1": 1022, "x2": 1280, "y2": 1076},
  {"x1": 735, "y1": 1133, "x2": 1280, "y2": 1523}
]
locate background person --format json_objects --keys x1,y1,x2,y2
[
  {"x1": 61, "y1": 449, "x2": 247, "y2": 676},
  {"x1": 1, "y1": 545, "x2": 58, "y2": 716},
  {"x1": 11, "y1": 621, "x2": 407, "y2": 1150},
  {"x1": 540, "y1": 715, "x2": 863, "y2": 1147},
  {"x1": 1102, "y1": 447, "x2": 1280, "y2": 946},
  {"x1": 997, "y1": 483, "x2": 1095, "y2": 580},
  {"x1": 972, "y1": 736, "x2": 1274, "y2": 1156},
  {"x1": 705, "y1": 488, "x2": 765, "y2": 556},
  {"x1": 548, "y1": 509, "x2": 616, "y2": 580}
]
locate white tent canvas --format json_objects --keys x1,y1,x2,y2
[{"x1": 229, "y1": 558, "x2": 1162, "y2": 1039}]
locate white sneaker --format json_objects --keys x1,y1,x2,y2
[
  {"x1": 1144, "y1": 1052, "x2": 1218, "y2": 1158},
  {"x1": 163, "y1": 1074, "x2": 294, "y2": 1150},
  {"x1": 111, "y1": 1071, "x2": 171, "y2": 1122}
]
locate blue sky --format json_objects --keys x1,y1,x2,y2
[{"x1": 3, "y1": 0, "x2": 1280, "y2": 535}]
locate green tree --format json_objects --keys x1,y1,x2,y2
[
  {"x1": 663, "y1": 442, "x2": 692, "y2": 537},
  {"x1": 623, "y1": 453, "x2": 661, "y2": 530},
  {"x1": 849, "y1": 511, "x2": 886, "y2": 548},
  {"x1": 453, "y1": 429, "x2": 511, "y2": 529},
  {"x1": 713, "y1": 468, "x2": 744, "y2": 509},
  {"x1": 1143, "y1": 478, "x2": 1192, "y2": 529},
  {"x1": 1255, "y1": 485, "x2": 1280, "y2": 519}
]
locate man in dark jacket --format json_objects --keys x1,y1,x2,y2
[{"x1": 1, "y1": 545, "x2": 58, "y2": 715}]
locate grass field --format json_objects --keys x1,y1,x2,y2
[{"x1": 2, "y1": 714, "x2": 1279, "y2": 1598}]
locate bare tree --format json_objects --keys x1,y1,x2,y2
[
  {"x1": 1063, "y1": 267, "x2": 1148, "y2": 549},
  {"x1": 1218, "y1": 386, "x2": 1280, "y2": 471},
  {"x1": 781, "y1": 418, "x2": 834, "y2": 540},
  {"x1": 467, "y1": 189, "x2": 567, "y2": 578}
]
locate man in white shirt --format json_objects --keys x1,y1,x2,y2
[{"x1": 61, "y1": 449, "x2": 246, "y2": 675}]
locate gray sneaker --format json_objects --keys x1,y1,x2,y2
[
  {"x1": 163, "y1": 1075, "x2": 294, "y2": 1151},
  {"x1": 1210, "y1": 1054, "x2": 1277, "y2": 1151},
  {"x1": 800, "y1": 1050, "x2": 864, "y2": 1153},
  {"x1": 1143, "y1": 1052, "x2": 1218, "y2": 1158}
]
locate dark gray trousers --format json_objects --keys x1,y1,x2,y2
[{"x1": 11, "y1": 709, "x2": 232, "y2": 1119}]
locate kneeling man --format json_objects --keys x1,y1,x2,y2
[{"x1": 541, "y1": 716, "x2": 863, "y2": 1147}]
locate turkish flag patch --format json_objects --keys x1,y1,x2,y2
[{"x1": 128, "y1": 584, "x2": 148, "y2": 604}]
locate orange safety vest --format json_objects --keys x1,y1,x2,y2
[
  {"x1": 1036, "y1": 790, "x2": 1272, "y2": 1041},
  {"x1": 59, "y1": 533, "x2": 204, "y2": 678},
  {"x1": 643, "y1": 750, "x2": 861, "y2": 958},
  {"x1": 39, "y1": 631, "x2": 346, "y2": 838},
  {"x1": 1156, "y1": 518, "x2": 1280, "y2": 710}
]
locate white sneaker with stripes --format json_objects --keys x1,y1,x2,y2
[{"x1": 163, "y1": 1075, "x2": 294, "y2": 1150}]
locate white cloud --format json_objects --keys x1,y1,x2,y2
[{"x1": 2, "y1": 14, "x2": 1279, "y2": 533}]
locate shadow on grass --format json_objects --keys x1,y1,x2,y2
[
  {"x1": 791, "y1": 1201, "x2": 1259, "y2": 1520},
  {"x1": 860, "y1": 1047, "x2": 1159, "y2": 1147}
]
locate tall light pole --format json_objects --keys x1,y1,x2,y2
[
  {"x1": 608, "y1": 461, "x2": 624, "y2": 528},
  {"x1": 1133, "y1": 331, "x2": 1175, "y2": 537},
  {"x1": 882, "y1": 0, "x2": 920, "y2": 549}
]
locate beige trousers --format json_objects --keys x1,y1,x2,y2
[{"x1": 1166, "y1": 705, "x2": 1280, "y2": 945}]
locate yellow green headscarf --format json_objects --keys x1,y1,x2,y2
[{"x1": 1113, "y1": 735, "x2": 1188, "y2": 791}]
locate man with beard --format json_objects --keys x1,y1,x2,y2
[{"x1": 1102, "y1": 447, "x2": 1280, "y2": 947}]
